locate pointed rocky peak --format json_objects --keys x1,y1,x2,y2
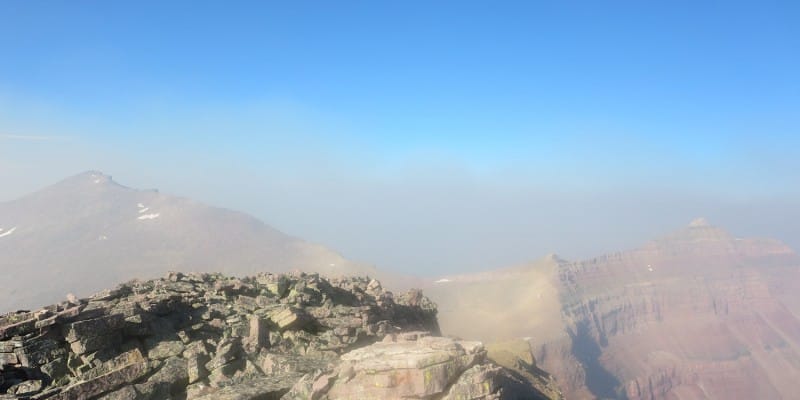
[
  {"x1": 544, "y1": 253, "x2": 568, "y2": 265},
  {"x1": 72, "y1": 170, "x2": 115, "y2": 185},
  {"x1": 688, "y1": 217, "x2": 712, "y2": 228},
  {"x1": 649, "y1": 218, "x2": 733, "y2": 248},
  {"x1": 46, "y1": 170, "x2": 127, "y2": 193},
  {"x1": 7, "y1": 170, "x2": 133, "y2": 211},
  {"x1": 683, "y1": 217, "x2": 730, "y2": 238},
  {"x1": 682, "y1": 217, "x2": 730, "y2": 237}
]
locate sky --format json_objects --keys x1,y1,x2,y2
[{"x1": 1, "y1": 1, "x2": 799, "y2": 274}]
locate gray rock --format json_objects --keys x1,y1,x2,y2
[
  {"x1": 246, "y1": 315, "x2": 269, "y2": 352},
  {"x1": 0, "y1": 352, "x2": 17, "y2": 366},
  {"x1": 143, "y1": 357, "x2": 189, "y2": 395},
  {"x1": 62, "y1": 315, "x2": 125, "y2": 343},
  {"x1": 185, "y1": 345, "x2": 211, "y2": 384},
  {"x1": 194, "y1": 376, "x2": 292, "y2": 400},
  {"x1": 13, "y1": 336, "x2": 65, "y2": 367},
  {"x1": 205, "y1": 338, "x2": 241, "y2": 372},
  {"x1": 281, "y1": 371, "x2": 335, "y2": 400},
  {"x1": 48, "y1": 360, "x2": 150, "y2": 400},
  {"x1": 95, "y1": 385, "x2": 138, "y2": 400},
  {"x1": 269, "y1": 308, "x2": 311, "y2": 331},
  {"x1": 69, "y1": 333, "x2": 122, "y2": 356},
  {"x1": 146, "y1": 340, "x2": 184, "y2": 360},
  {"x1": 441, "y1": 364, "x2": 502, "y2": 400},
  {"x1": 8, "y1": 379, "x2": 42, "y2": 395}
]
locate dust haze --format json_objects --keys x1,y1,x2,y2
[{"x1": 2, "y1": 130, "x2": 799, "y2": 276}]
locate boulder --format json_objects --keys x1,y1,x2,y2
[
  {"x1": 7, "y1": 379, "x2": 42, "y2": 396},
  {"x1": 142, "y1": 356, "x2": 189, "y2": 395},
  {"x1": 325, "y1": 335, "x2": 485, "y2": 399},
  {"x1": 62, "y1": 315, "x2": 125, "y2": 343},
  {"x1": 147, "y1": 340, "x2": 185, "y2": 360},
  {"x1": 269, "y1": 307, "x2": 311, "y2": 331},
  {"x1": 441, "y1": 364, "x2": 502, "y2": 400}
]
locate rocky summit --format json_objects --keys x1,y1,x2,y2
[{"x1": 0, "y1": 271, "x2": 560, "y2": 400}]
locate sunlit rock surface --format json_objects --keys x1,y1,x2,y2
[{"x1": 0, "y1": 272, "x2": 559, "y2": 399}]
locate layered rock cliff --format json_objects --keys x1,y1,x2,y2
[
  {"x1": 427, "y1": 220, "x2": 800, "y2": 399},
  {"x1": 553, "y1": 219, "x2": 800, "y2": 399},
  {"x1": 0, "y1": 271, "x2": 560, "y2": 400}
]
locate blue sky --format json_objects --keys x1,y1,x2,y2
[{"x1": 1, "y1": 1, "x2": 799, "y2": 273}]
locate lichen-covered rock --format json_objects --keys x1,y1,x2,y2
[
  {"x1": 48, "y1": 360, "x2": 150, "y2": 400},
  {"x1": 324, "y1": 334, "x2": 485, "y2": 399},
  {"x1": 94, "y1": 385, "x2": 138, "y2": 400},
  {"x1": 442, "y1": 364, "x2": 503, "y2": 400},
  {"x1": 6, "y1": 379, "x2": 42, "y2": 396},
  {"x1": 281, "y1": 370, "x2": 335, "y2": 400},
  {"x1": 141, "y1": 356, "x2": 189, "y2": 396},
  {"x1": 193, "y1": 376, "x2": 291, "y2": 400}
]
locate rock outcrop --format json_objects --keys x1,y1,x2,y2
[{"x1": 0, "y1": 271, "x2": 558, "y2": 399}]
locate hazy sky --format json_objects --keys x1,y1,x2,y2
[{"x1": 1, "y1": 1, "x2": 799, "y2": 274}]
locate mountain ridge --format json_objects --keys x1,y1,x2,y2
[{"x1": 0, "y1": 171, "x2": 376, "y2": 312}]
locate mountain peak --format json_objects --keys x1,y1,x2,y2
[
  {"x1": 48, "y1": 170, "x2": 124, "y2": 191},
  {"x1": 78, "y1": 170, "x2": 113, "y2": 184},
  {"x1": 688, "y1": 217, "x2": 712, "y2": 228},
  {"x1": 650, "y1": 218, "x2": 732, "y2": 247},
  {"x1": 544, "y1": 253, "x2": 567, "y2": 264}
]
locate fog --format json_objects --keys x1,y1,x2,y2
[{"x1": 2, "y1": 126, "x2": 798, "y2": 276}]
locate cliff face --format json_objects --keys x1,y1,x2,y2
[
  {"x1": 428, "y1": 220, "x2": 800, "y2": 399},
  {"x1": 555, "y1": 220, "x2": 800, "y2": 399},
  {"x1": 0, "y1": 272, "x2": 560, "y2": 400}
]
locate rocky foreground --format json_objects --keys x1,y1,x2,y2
[{"x1": 0, "y1": 272, "x2": 560, "y2": 399}]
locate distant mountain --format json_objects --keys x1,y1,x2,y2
[
  {"x1": 0, "y1": 171, "x2": 376, "y2": 312},
  {"x1": 425, "y1": 219, "x2": 800, "y2": 399}
]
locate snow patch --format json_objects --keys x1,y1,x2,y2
[
  {"x1": 137, "y1": 203, "x2": 145, "y2": 208},
  {"x1": 647, "y1": 264, "x2": 654, "y2": 272},
  {"x1": 0, "y1": 227, "x2": 17, "y2": 238},
  {"x1": 98, "y1": 235, "x2": 108, "y2": 241},
  {"x1": 434, "y1": 278, "x2": 452, "y2": 284},
  {"x1": 138, "y1": 207, "x2": 150, "y2": 214},
  {"x1": 137, "y1": 213, "x2": 161, "y2": 220}
]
